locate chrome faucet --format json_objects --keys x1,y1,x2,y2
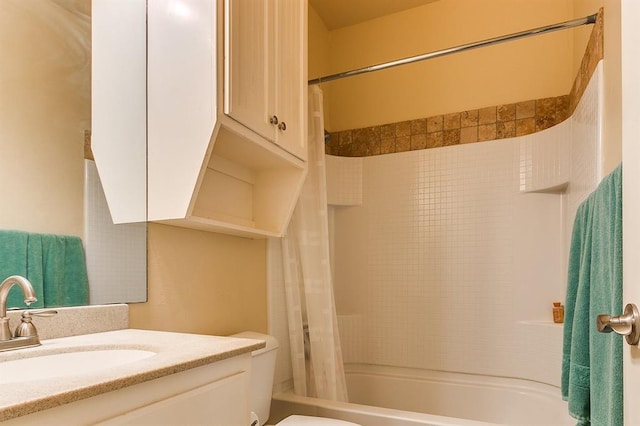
[{"x1": 0, "y1": 275, "x2": 43, "y2": 351}]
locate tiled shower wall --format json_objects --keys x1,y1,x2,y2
[
  {"x1": 331, "y1": 63, "x2": 602, "y2": 387},
  {"x1": 268, "y1": 13, "x2": 604, "y2": 390},
  {"x1": 268, "y1": 63, "x2": 602, "y2": 391}
]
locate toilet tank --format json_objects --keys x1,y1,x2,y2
[{"x1": 232, "y1": 331, "x2": 279, "y2": 425}]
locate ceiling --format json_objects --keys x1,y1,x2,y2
[{"x1": 309, "y1": 0, "x2": 439, "y2": 30}]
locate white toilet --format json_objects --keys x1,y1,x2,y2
[{"x1": 232, "y1": 332, "x2": 360, "y2": 426}]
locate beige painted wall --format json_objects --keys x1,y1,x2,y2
[
  {"x1": 311, "y1": 0, "x2": 621, "y2": 173},
  {"x1": 129, "y1": 224, "x2": 267, "y2": 335},
  {"x1": 319, "y1": 0, "x2": 577, "y2": 131},
  {"x1": 309, "y1": 6, "x2": 332, "y2": 130},
  {"x1": 308, "y1": 6, "x2": 331, "y2": 81},
  {"x1": 0, "y1": 1, "x2": 88, "y2": 237}
]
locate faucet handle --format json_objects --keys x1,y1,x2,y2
[{"x1": 14, "y1": 309, "x2": 58, "y2": 338}]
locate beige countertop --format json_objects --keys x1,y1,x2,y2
[{"x1": 0, "y1": 328, "x2": 265, "y2": 422}]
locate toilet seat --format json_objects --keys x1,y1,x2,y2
[{"x1": 275, "y1": 415, "x2": 361, "y2": 425}]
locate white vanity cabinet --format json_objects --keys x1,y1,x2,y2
[
  {"x1": 2, "y1": 353, "x2": 251, "y2": 426},
  {"x1": 92, "y1": 0, "x2": 308, "y2": 238},
  {"x1": 225, "y1": 0, "x2": 307, "y2": 161},
  {"x1": 98, "y1": 369, "x2": 249, "y2": 425}
]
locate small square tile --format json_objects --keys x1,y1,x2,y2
[
  {"x1": 427, "y1": 131, "x2": 443, "y2": 148},
  {"x1": 535, "y1": 115, "x2": 555, "y2": 132},
  {"x1": 496, "y1": 121, "x2": 516, "y2": 139},
  {"x1": 460, "y1": 126, "x2": 478, "y2": 144},
  {"x1": 330, "y1": 144, "x2": 343, "y2": 155},
  {"x1": 367, "y1": 139, "x2": 381, "y2": 156},
  {"x1": 380, "y1": 138, "x2": 395, "y2": 154},
  {"x1": 411, "y1": 134, "x2": 427, "y2": 150},
  {"x1": 478, "y1": 106, "x2": 497, "y2": 125},
  {"x1": 516, "y1": 101, "x2": 535, "y2": 119},
  {"x1": 352, "y1": 128, "x2": 369, "y2": 145},
  {"x1": 380, "y1": 123, "x2": 396, "y2": 139},
  {"x1": 335, "y1": 130, "x2": 353, "y2": 147},
  {"x1": 367, "y1": 125, "x2": 381, "y2": 139},
  {"x1": 570, "y1": 73, "x2": 583, "y2": 112},
  {"x1": 478, "y1": 123, "x2": 497, "y2": 141},
  {"x1": 339, "y1": 143, "x2": 355, "y2": 157},
  {"x1": 497, "y1": 104, "x2": 516, "y2": 122},
  {"x1": 396, "y1": 121, "x2": 411, "y2": 137},
  {"x1": 427, "y1": 115, "x2": 444, "y2": 133},
  {"x1": 443, "y1": 113, "x2": 461, "y2": 130},
  {"x1": 460, "y1": 110, "x2": 479, "y2": 127},
  {"x1": 443, "y1": 129, "x2": 460, "y2": 146},
  {"x1": 324, "y1": 144, "x2": 333, "y2": 155},
  {"x1": 536, "y1": 97, "x2": 556, "y2": 118},
  {"x1": 556, "y1": 95, "x2": 570, "y2": 123},
  {"x1": 352, "y1": 145, "x2": 367, "y2": 156},
  {"x1": 411, "y1": 119, "x2": 427, "y2": 135},
  {"x1": 396, "y1": 136, "x2": 411, "y2": 152},
  {"x1": 349, "y1": 139, "x2": 377, "y2": 156},
  {"x1": 516, "y1": 118, "x2": 536, "y2": 136}
]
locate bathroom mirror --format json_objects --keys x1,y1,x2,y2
[{"x1": 0, "y1": 0, "x2": 147, "y2": 305}]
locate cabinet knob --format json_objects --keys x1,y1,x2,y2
[
  {"x1": 278, "y1": 122, "x2": 287, "y2": 131},
  {"x1": 269, "y1": 115, "x2": 279, "y2": 125}
]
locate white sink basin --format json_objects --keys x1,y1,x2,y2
[{"x1": 0, "y1": 349, "x2": 156, "y2": 384}]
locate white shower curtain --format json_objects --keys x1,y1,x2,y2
[{"x1": 280, "y1": 85, "x2": 348, "y2": 401}]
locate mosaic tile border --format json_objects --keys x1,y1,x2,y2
[{"x1": 326, "y1": 9, "x2": 604, "y2": 157}]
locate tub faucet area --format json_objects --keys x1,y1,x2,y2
[{"x1": 0, "y1": 275, "x2": 42, "y2": 351}]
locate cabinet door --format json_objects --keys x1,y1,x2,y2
[
  {"x1": 273, "y1": 0, "x2": 307, "y2": 160},
  {"x1": 97, "y1": 372, "x2": 249, "y2": 425},
  {"x1": 92, "y1": 0, "x2": 147, "y2": 223},
  {"x1": 224, "y1": 0, "x2": 275, "y2": 141},
  {"x1": 147, "y1": 0, "x2": 217, "y2": 221}
]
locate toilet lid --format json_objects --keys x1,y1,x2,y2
[{"x1": 276, "y1": 415, "x2": 361, "y2": 426}]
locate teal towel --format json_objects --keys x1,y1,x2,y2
[
  {"x1": 41, "y1": 234, "x2": 89, "y2": 307},
  {"x1": 0, "y1": 230, "x2": 45, "y2": 309},
  {"x1": 0, "y1": 230, "x2": 89, "y2": 309},
  {"x1": 562, "y1": 164, "x2": 623, "y2": 426}
]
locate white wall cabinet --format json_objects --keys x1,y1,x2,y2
[
  {"x1": 91, "y1": 0, "x2": 147, "y2": 224},
  {"x1": 224, "y1": 0, "x2": 307, "y2": 161},
  {"x1": 93, "y1": 0, "x2": 308, "y2": 238}
]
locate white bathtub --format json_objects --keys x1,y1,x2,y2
[{"x1": 270, "y1": 364, "x2": 574, "y2": 426}]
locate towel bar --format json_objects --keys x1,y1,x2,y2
[{"x1": 597, "y1": 303, "x2": 640, "y2": 345}]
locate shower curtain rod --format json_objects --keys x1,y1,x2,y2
[{"x1": 308, "y1": 13, "x2": 598, "y2": 85}]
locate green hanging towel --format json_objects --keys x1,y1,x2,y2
[
  {"x1": 562, "y1": 163, "x2": 623, "y2": 426},
  {"x1": 0, "y1": 230, "x2": 45, "y2": 309},
  {"x1": 41, "y1": 234, "x2": 89, "y2": 307},
  {"x1": 0, "y1": 230, "x2": 88, "y2": 309}
]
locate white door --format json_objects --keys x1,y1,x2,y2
[{"x1": 622, "y1": 1, "x2": 640, "y2": 424}]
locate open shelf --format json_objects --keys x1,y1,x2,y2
[{"x1": 156, "y1": 117, "x2": 307, "y2": 238}]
